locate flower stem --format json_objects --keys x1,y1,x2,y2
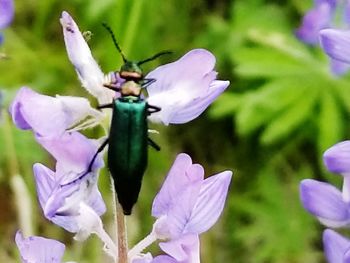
[
  {"x1": 128, "y1": 230, "x2": 157, "y2": 259},
  {"x1": 116, "y1": 201, "x2": 128, "y2": 263}
]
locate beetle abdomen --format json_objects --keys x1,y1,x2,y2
[{"x1": 108, "y1": 98, "x2": 148, "y2": 215}]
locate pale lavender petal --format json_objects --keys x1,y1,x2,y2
[
  {"x1": 159, "y1": 234, "x2": 200, "y2": 263},
  {"x1": 152, "y1": 153, "x2": 204, "y2": 217},
  {"x1": 146, "y1": 49, "x2": 228, "y2": 125},
  {"x1": 295, "y1": 2, "x2": 333, "y2": 44},
  {"x1": 0, "y1": 0, "x2": 14, "y2": 29},
  {"x1": 9, "y1": 87, "x2": 101, "y2": 137},
  {"x1": 300, "y1": 179, "x2": 350, "y2": 227},
  {"x1": 147, "y1": 49, "x2": 216, "y2": 94},
  {"x1": 60, "y1": 11, "x2": 114, "y2": 103},
  {"x1": 185, "y1": 171, "x2": 232, "y2": 234},
  {"x1": 86, "y1": 183, "x2": 107, "y2": 215},
  {"x1": 33, "y1": 163, "x2": 56, "y2": 210},
  {"x1": 166, "y1": 80, "x2": 229, "y2": 124},
  {"x1": 320, "y1": 29, "x2": 350, "y2": 64},
  {"x1": 33, "y1": 135, "x2": 106, "y2": 233},
  {"x1": 15, "y1": 231, "x2": 65, "y2": 263},
  {"x1": 330, "y1": 58, "x2": 350, "y2": 75},
  {"x1": 163, "y1": 180, "x2": 203, "y2": 237},
  {"x1": 344, "y1": 0, "x2": 350, "y2": 25},
  {"x1": 324, "y1": 141, "x2": 350, "y2": 174},
  {"x1": 36, "y1": 132, "x2": 103, "y2": 179},
  {"x1": 42, "y1": 173, "x2": 105, "y2": 232},
  {"x1": 152, "y1": 256, "x2": 177, "y2": 263},
  {"x1": 323, "y1": 229, "x2": 350, "y2": 263}
]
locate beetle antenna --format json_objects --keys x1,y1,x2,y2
[
  {"x1": 102, "y1": 22, "x2": 127, "y2": 63},
  {"x1": 138, "y1": 51, "x2": 172, "y2": 65}
]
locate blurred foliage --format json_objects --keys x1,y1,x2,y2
[{"x1": 0, "y1": 0, "x2": 348, "y2": 262}]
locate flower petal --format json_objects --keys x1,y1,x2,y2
[
  {"x1": 151, "y1": 256, "x2": 177, "y2": 263},
  {"x1": 185, "y1": 171, "x2": 232, "y2": 234},
  {"x1": 330, "y1": 58, "x2": 350, "y2": 76},
  {"x1": 9, "y1": 87, "x2": 102, "y2": 137},
  {"x1": 324, "y1": 141, "x2": 350, "y2": 174},
  {"x1": 60, "y1": 11, "x2": 114, "y2": 104},
  {"x1": 295, "y1": 2, "x2": 333, "y2": 45},
  {"x1": 300, "y1": 179, "x2": 350, "y2": 227},
  {"x1": 152, "y1": 153, "x2": 204, "y2": 217},
  {"x1": 323, "y1": 229, "x2": 350, "y2": 263},
  {"x1": 36, "y1": 132, "x2": 103, "y2": 178},
  {"x1": 33, "y1": 163, "x2": 56, "y2": 210},
  {"x1": 15, "y1": 231, "x2": 65, "y2": 263},
  {"x1": 159, "y1": 234, "x2": 200, "y2": 263},
  {"x1": 146, "y1": 49, "x2": 228, "y2": 125},
  {"x1": 0, "y1": 0, "x2": 14, "y2": 30},
  {"x1": 320, "y1": 29, "x2": 350, "y2": 64}
]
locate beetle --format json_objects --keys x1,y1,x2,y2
[{"x1": 77, "y1": 24, "x2": 170, "y2": 215}]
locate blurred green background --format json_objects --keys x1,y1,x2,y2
[{"x1": 1, "y1": 0, "x2": 348, "y2": 262}]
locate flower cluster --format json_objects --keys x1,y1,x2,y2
[
  {"x1": 296, "y1": 0, "x2": 350, "y2": 75},
  {"x1": 11, "y1": 10, "x2": 231, "y2": 263},
  {"x1": 0, "y1": 0, "x2": 14, "y2": 45},
  {"x1": 300, "y1": 141, "x2": 350, "y2": 262}
]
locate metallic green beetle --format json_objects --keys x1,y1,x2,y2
[{"x1": 87, "y1": 24, "x2": 169, "y2": 215}]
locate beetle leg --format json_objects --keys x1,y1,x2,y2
[
  {"x1": 60, "y1": 138, "x2": 109, "y2": 186},
  {"x1": 98, "y1": 103, "x2": 113, "y2": 109},
  {"x1": 103, "y1": 83, "x2": 121, "y2": 92},
  {"x1": 141, "y1": 78, "x2": 156, "y2": 88},
  {"x1": 147, "y1": 104, "x2": 161, "y2": 115},
  {"x1": 148, "y1": 138, "x2": 161, "y2": 151}
]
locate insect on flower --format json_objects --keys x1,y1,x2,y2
[
  {"x1": 60, "y1": 11, "x2": 229, "y2": 216},
  {"x1": 71, "y1": 24, "x2": 171, "y2": 215}
]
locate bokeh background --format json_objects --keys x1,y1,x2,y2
[{"x1": 0, "y1": 0, "x2": 348, "y2": 262}]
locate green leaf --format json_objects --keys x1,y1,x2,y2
[
  {"x1": 317, "y1": 89, "x2": 344, "y2": 155},
  {"x1": 236, "y1": 79, "x2": 308, "y2": 136},
  {"x1": 261, "y1": 84, "x2": 319, "y2": 145},
  {"x1": 209, "y1": 93, "x2": 241, "y2": 118}
]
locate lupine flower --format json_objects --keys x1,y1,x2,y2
[
  {"x1": 10, "y1": 87, "x2": 104, "y2": 136},
  {"x1": 60, "y1": 11, "x2": 229, "y2": 123},
  {"x1": 33, "y1": 132, "x2": 105, "y2": 234},
  {"x1": 129, "y1": 153, "x2": 232, "y2": 262},
  {"x1": 295, "y1": 0, "x2": 336, "y2": 45},
  {"x1": 300, "y1": 141, "x2": 350, "y2": 227},
  {"x1": 300, "y1": 179, "x2": 350, "y2": 227},
  {"x1": 0, "y1": 0, "x2": 14, "y2": 44},
  {"x1": 296, "y1": 0, "x2": 350, "y2": 74},
  {"x1": 323, "y1": 140, "x2": 350, "y2": 175},
  {"x1": 15, "y1": 231, "x2": 67, "y2": 263},
  {"x1": 323, "y1": 229, "x2": 350, "y2": 263},
  {"x1": 320, "y1": 29, "x2": 350, "y2": 67}
]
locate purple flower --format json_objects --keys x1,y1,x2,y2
[
  {"x1": 60, "y1": 11, "x2": 114, "y2": 104},
  {"x1": 320, "y1": 29, "x2": 350, "y2": 66},
  {"x1": 10, "y1": 87, "x2": 103, "y2": 137},
  {"x1": 324, "y1": 141, "x2": 350, "y2": 175},
  {"x1": 300, "y1": 179, "x2": 350, "y2": 227},
  {"x1": 151, "y1": 153, "x2": 232, "y2": 262},
  {"x1": 146, "y1": 49, "x2": 229, "y2": 125},
  {"x1": 15, "y1": 231, "x2": 66, "y2": 263},
  {"x1": 323, "y1": 229, "x2": 350, "y2": 263},
  {"x1": 60, "y1": 11, "x2": 229, "y2": 123},
  {"x1": 296, "y1": 0, "x2": 335, "y2": 45},
  {"x1": 0, "y1": 0, "x2": 14, "y2": 44},
  {"x1": 33, "y1": 132, "x2": 105, "y2": 236}
]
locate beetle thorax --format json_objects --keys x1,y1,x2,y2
[{"x1": 121, "y1": 81, "x2": 142, "y2": 97}]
